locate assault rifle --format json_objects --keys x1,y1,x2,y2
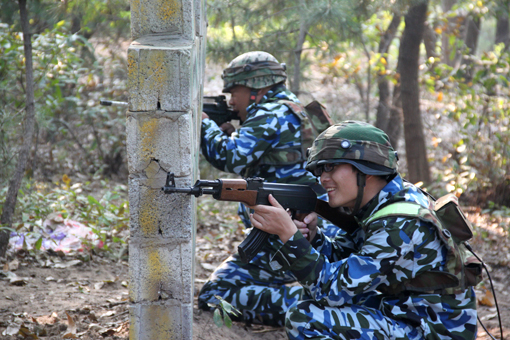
[
  {"x1": 100, "y1": 96, "x2": 238, "y2": 126},
  {"x1": 203, "y1": 95, "x2": 239, "y2": 126},
  {"x1": 162, "y1": 172, "x2": 358, "y2": 263}
]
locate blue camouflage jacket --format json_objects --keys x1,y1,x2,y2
[
  {"x1": 269, "y1": 174, "x2": 477, "y2": 340},
  {"x1": 201, "y1": 85, "x2": 321, "y2": 229},
  {"x1": 201, "y1": 85, "x2": 315, "y2": 184}
]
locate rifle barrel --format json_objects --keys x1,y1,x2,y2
[
  {"x1": 100, "y1": 100, "x2": 128, "y2": 106},
  {"x1": 166, "y1": 188, "x2": 194, "y2": 193}
]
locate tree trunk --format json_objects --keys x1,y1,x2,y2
[
  {"x1": 464, "y1": 16, "x2": 480, "y2": 55},
  {"x1": 441, "y1": 0, "x2": 457, "y2": 67},
  {"x1": 387, "y1": 80, "x2": 403, "y2": 151},
  {"x1": 0, "y1": 0, "x2": 37, "y2": 256},
  {"x1": 375, "y1": 14, "x2": 401, "y2": 131},
  {"x1": 291, "y1": 20, "x2": 309, "y2": 95},
  {"x1": 462, "y1": 16, "x2": 480, "y2": 81},
  {"x1": 399, "y1": 0, "x2": 431, "y2": 184},
  {"x1": 360, "y1": 40, "x2": 371, "y2": 122},
  {"x1": 423, "y1": 22, "x2": 438, "y2": 59},
  {"x1": 495, "y1": 11, "x2": 509, "y2": 46}
]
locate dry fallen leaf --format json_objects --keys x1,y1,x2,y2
[
  {"x1": 200, "y1": 263, "x2": 217, "y2": 271},
  {"x1": 2, "y1": 323, "x2": 20, "y2": 336},
  {"x1": 477, "y1": 287, "x2": 495, "y2": 307},
  {"x1": 480, "y1": 312, "x2": 498, "y2": 321},
  {"x1": 3, "y1": 271, "x2": 28, "y2": 286},
  {"x1": 94, "y1": 282, "x2": 105, "y2": 290},
  {"x1": 54, "y1": 260, "x2": 82, "y2": 269},
  {"x1": 62, "y1": 312, "x2": 78, "y2": 339},
  {"x1": 100, "y1": 310, "x2": 116, "y2": 318},
  {"x1": 8, "y1": 259, "x2": 19, "y2": 271},
  {"x1": 88, "y1": 311, "x2": 98, "y2": 322},
  {"x1": 19, "y1": 324, "x2": 39, "y2": 339},
  {"x1": 34, "y1": 313, "x2": 59, "y2": 325}
]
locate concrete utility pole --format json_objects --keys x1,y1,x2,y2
[{"x1": 127, "y1": 0, "x2": 206, "y2": 338}]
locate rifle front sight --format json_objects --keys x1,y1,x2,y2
[{"x1": 162, "y1": 172, "x2": 221, "y2": 197}]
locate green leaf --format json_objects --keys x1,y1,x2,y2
[
  {"x1": 34, "y1": 237, "x2": 43, "y2": 250},
  {"x1": 213, "y1": 309, "x2": 223, "y2": 328},
  {"x1": 223, "y1": 313, "x2": 233, "y2": 328},
  {"x1": 87, "y1": 195, "x2": 104, "y2": 210},
  {"x1": 0, "y1": 226, "x2": 17, "y2": 233},
  {"x1": 220, "y1": 300, "x2": 232, "y2": 314},
  {"x1": 88, "y1": 195, "x2": 100, "y2": 205}
]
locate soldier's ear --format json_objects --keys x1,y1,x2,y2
[
  {"x1": 306, "y1": 148, "x2": 311, "y2": 158},
  {"x1": 255, "y1": 87, "x2": 271, "y2": 102}
]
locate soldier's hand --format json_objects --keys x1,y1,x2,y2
[
  {"x1": 202, "y1": 112, "x2": 209, "y2": 120},
  {"x1": 219, "y1": 122, "x2": 235, "y2": 136},
  {"x1": 249, "y1": 194, "x2": 297, "y2": 244},
  {"x1": 294, "y1": 212, "x2": 318, "y2": 241}
]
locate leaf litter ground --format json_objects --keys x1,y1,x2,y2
[{"x1": 0, "y1": 198, "x2": 509, "y2": 340}]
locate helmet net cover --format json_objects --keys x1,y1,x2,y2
[
  {"x1": 306, "y1": 120, "x2": 398, "y2": 176},
  {"x1": 222, "y1": 51, "x2": 287, "y2": 92}
]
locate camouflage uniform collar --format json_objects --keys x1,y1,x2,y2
[
  {"x1": 246, "y1": 84, "x2": 290, "y2": 115},
  {"x1": 260, "y1": 84, "x2": 287, "y2": 103}
]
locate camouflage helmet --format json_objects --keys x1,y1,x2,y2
[
  {"x1": 222, "y1": 51, "x2": 287, "y2": 93},
  {"x1": 306, "y1": 120, "x2": 398, "y2": 176}
]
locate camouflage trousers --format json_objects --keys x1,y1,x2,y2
[
  {"x1": 286, "y1": 298, "x2": 424, "y2": 340},
  {"x1": 198, "y1": 222, "x2": 342, "y2": 327},
  {"x1": 197, "y1": 247, "x2": 303, "y2": 327}
]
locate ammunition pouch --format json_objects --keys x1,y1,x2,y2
[
  {"x1": 243, "y1": 99, "x2": 332, "y2": 177},
  {"x1": 363, "y1": 194, "x2": 483, "y2": 295}
]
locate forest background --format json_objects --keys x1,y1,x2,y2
[{"x1": 0, "y1": 0, "x2": 509, "y2": 338}]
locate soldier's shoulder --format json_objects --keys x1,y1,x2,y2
[{"x1": 252, "y1": 100, "x2": 292, "y2": 116}]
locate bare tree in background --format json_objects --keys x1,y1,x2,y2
[
  {"x1": 0, "y1": 0, "x2": 37, "y2": 256},
  {"x1": 375, "y1": 14, "x2": 401, "y2": 132},
  {"x1": 462, "y1": 15, "x2": 481, "y2": 81},
  {"x1": 495, "y1": 1, "x2": 510, "y2": 47},
  {"x1": 441, "y1": 0, "x2": 459, "y2": 67},
  {"x1": 291, "y1": 20, "x2": 311, "y2": 95},
  {"x1": 399, "y1": 0, "x2": 431, "y2": 184}
]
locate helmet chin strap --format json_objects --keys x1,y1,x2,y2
[{"x1": 350, "y1": 172, "x2": 366, "y2": 215}]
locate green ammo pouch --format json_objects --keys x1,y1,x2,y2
[
  {"x1": 363, "y1": 193, "x2": 483, "y2": 294},
  {"x1": 248, "y1": 100, "x2": 333, "y2": 169},
  {"x1": 434, "y1": 194, "x2": 483, "y2": 287}
]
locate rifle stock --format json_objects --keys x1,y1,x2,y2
[{"x1": 162, "y1": 173, "x2": 358, "y2": 263}]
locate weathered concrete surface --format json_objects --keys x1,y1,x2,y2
[
  {"x1": 128, "y1": 0, "x2": 204, "y2": 338},
  {"x1": 129, "y1": 239, "x2": 194, "y2": 303},
  {"x1": 130, "y1": 303, "x2": 193, "y2": 339},
  {"x1": 126, "y1": 112, "x2": 193, "y2": 175},
  {"x1": 127, "y1": 36, "x2": 198, "y2": 112},
  {"x1": 131, "y1": 0, "x2": 194, "y2": 41},
  {"x1": 128, "y1": 173, "x2": 194, "y2": 240}
]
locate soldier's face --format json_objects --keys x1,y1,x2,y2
[
  {"x1": 228, "y1": 86, "x2": 252, "y2": 122},
  {"x1": 320, "y1": 163, "x2": 359, "y2": 209}
]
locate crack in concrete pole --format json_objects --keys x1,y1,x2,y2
[{"x1": 127, "y1": 0, "x2": 206, "y2": 338}]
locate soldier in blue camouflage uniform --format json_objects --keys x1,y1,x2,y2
[
  {"x1": 250, "y1": 121, "x2": 478, "y2": 339},
  {"x1": 198, "y1": 51, "x2": 339, "y2": 326}
]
